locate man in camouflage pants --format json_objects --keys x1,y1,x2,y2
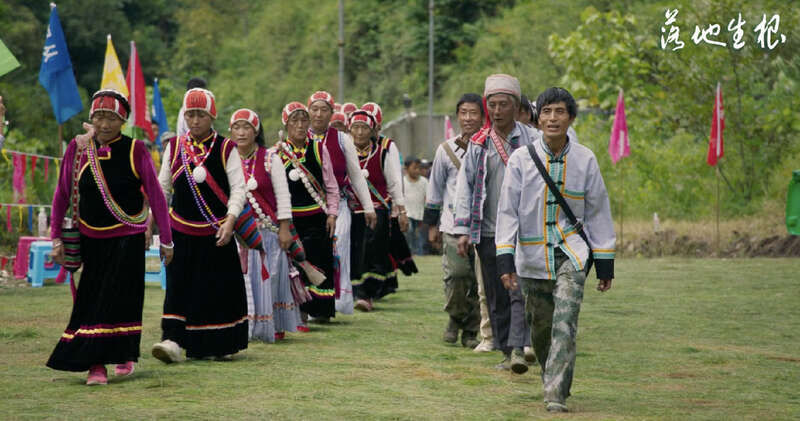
[{"x1": 496, "y1": 87, "x2": 615, "y2": 412}]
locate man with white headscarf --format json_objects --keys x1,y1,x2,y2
[{"x1": 453, "y1": 74, "x2": 536, "y2": 373}]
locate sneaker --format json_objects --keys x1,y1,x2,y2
[
  {"x1": 296, "y1": 325, "x2": 310, "y2": 333},
  {"x1": 510, "y1": 348, "x2": 529, "y2": 374},
  {"x1": 274, "y1": 331, "x2": 285, "y2": 340},
  {"x1": 443, "y1": 319, "x2": 458, "y2": 344},
  {"x1": 86, "y1": 365, "x2": 108, "y2": 385},
  {"x1": 473, "y1": 339, "x2": 494, "y2": 353},
  {"x1": 494, "y1": 355, "x2": 511, "y2": 371},
  {"x1": 523, "y1": 346, "x2": 537, "y2": 363},
  {"x1": 461, "y1": 331, "x2": 480, "y2": 349},
  {"x1": 151, "y1": 339, "x2": 184, "y2": 364},
  {"x1": 354, "y1": 299, "x2": 371, "y2": 312},
  {"x1": 114, "y1": 361, "x2": 135, "y2": 377},
  {"x1": 546, "y1": 402, "x2": 568, "y2": 413}
]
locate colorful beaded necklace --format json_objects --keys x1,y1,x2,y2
[
  {"x1": 278, "y1": 139, "x2": 326, "y2": 210},
  {"x1": 179, "y1": 133, "x2": 222, "y2": 229},
  {"x1": 243, "y1": 147, "x2": 280, "y2": 232},
  {"x1": 86, "y1": 137, "x2": 148, "y2": 228}
]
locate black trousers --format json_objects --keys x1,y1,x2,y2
[{"x1": 476, "y1": 236, "x2": 529, "y2": 354}]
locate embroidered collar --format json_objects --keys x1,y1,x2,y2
[
  {"x1": 94, "y1": 135, "x2": 122, "y2": 158},
  {"x1": 309, "y1": 127, "x2": 327, "y2": 141},
  {"x1": 288, "y1": 137, "x2": 309, "y2": 156},
  {"x1": 188, "y1": 131, "x2": 216, "y2": 154},
  {"x1": 541, "y1": 135, "x2": 572, "y2": 159}
]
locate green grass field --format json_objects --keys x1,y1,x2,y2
[{"x1": 1, "y1": 256, "x2": 799, "y2": 420}]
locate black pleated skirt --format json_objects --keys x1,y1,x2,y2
[
  {"x1": 351, "y1": 209, "x2": 397, "y2": 300},
  {"x1": 161, "y1": 230, "x2": 248, "y2": 359},
  {"x1": 47, "y1": 234, "x2": 146, "y2": 372}
]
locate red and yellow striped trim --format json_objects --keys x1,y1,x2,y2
[{"x1": 60, "y1": 323, "x2": 141, "y2": 340}]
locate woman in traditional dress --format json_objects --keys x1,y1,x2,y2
[
  {"x1": 47, "y1": 89, "x2": 174, "y2": 385},
  {"x1": 229, "y1": 108, "x2": 300, "y2": 341},
  {"x1": 275, "y1": 102, "x2": 339, "y2": 326},
  {"x1": 151, "y1": 88, "x2": 248, "y2": 362},
  {"x1": 361, "y1": 103, "x2": 418, "y2": 292},
  {"x1": 348, "y1": 110, "x2": 409, "y2": 312}
]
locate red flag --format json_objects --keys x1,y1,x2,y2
[
  {"x1": 30, "y1": 156, "x2": 38, "y2": 180},
  {"x1": 608, "y1": 89, "x2": 630, "y2": 164},
  {"x1": 44, "y1": 159, "x2": 50, "y2": 181},
  {"x1": 126, "y1": 41, "x2": 154, "y2": 141},
  {"x1": 706, "y1": 82, "x2": 725, "y2": 166}
]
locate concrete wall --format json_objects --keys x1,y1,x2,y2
[{"x1": 382, "y1": 113, "x2": 457, "y2": 161}]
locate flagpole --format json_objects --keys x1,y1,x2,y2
[
  {"x1": 58, "y1": 124, "x2": 63, "y2": 155},
  {"x1": 620, "y1": 158, "x2": 624, "y2": 257},
  {"x1": 716, "y1": 165, "x2": 720, "y2": 255}
]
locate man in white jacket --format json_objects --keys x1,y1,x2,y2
[{"x1": 496, "y1": 87, "x2": 615, "y2": 413}]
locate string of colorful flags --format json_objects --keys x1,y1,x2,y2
[
  {"x1": 0, "y1": 203, "x2": 51, "y2": 234},
  {"x1": 1, "y1": 148, "x2": 61, "y2": 203}
]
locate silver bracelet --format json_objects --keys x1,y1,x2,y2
[{"x1": 160, "y1": 242, "x2": 174, "y2": 249}]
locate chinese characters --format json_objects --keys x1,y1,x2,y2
[{"x1": 659, "y1": 9, "x2": 787, "y2": 51}]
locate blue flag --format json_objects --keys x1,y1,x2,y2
[
  {"x1": 151, "y1": 78, "x2": 169, "y2": 147},
  {"x1": 38, "y1": 5, "x2": 83, "y2": 125}
]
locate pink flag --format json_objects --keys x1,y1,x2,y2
[
  {"x1": 706, "y1": 82, "x2": 724, "y2": 166},
  {"x1": 444, "y1": 115, "x2": 455, "y2": 139},
  {"x1": 126, "y1": 41, "x2": 154, "y2": 141},
  {"x1": 12, "y1": 153, "x2": 26, "y2": 202},
  {"x1": 608, "y1": 89, "x2": 630, "y2": 164}
]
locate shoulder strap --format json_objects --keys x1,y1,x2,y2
[
  {"x1": 526, "y1": 144, "x2": 594, "y2": 273},
  {"x1": 441, "y1": 141, "x2": 461, "y2": 170},
  {"x1": 66, "y1": 141, "x2": 83, "y2": 222}
]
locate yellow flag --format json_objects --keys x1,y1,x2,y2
[{"x1": 100, "y1": 34, "x2": 129, "y2": 97}]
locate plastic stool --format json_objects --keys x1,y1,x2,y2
[
  {"x1": 27, "y1": 241, "x2": 68, "y2": 287},
  {"x1": 144, "y1": 247, "x2": 166, "y2": 290}
]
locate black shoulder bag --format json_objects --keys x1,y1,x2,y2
[{"x1": 526, "y1": 144, "x2": 594, "y2": 276}]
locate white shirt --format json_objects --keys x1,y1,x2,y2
[
  {"x1": 266, "y1": 151, "x2": 292, "y2": 221},
  {"x1": 426, "y1": 135, "x2": 468, "y2": 234},
  {"x1": 403, "y1": 174, "x2": 427, "y2": 221},
  {"x1": 383, "y1": 142, "x2": 405, "y2": 208}
]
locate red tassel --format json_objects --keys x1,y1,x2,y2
[
  {"x1": 55, "y1": 266, "x2": 67, "y2": 284},
  {"x1": 482, "y1": 96, "x2": 491, "y2": 128},
  {"x1": 30, "y1": 156, "x2": 37, "y2": 180},
  {"x1": 1, "y1": 256, "x2": 7, "y2": 271},
  {"x1": 5, "y1": 206, "x2": 10, "y2": 232},
  {"x1": 68, "y1": 269, "x2": 76, "y2": 302},
  {"x1": 261, "y1": 260, "x2": 270, "y2": 281}
]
